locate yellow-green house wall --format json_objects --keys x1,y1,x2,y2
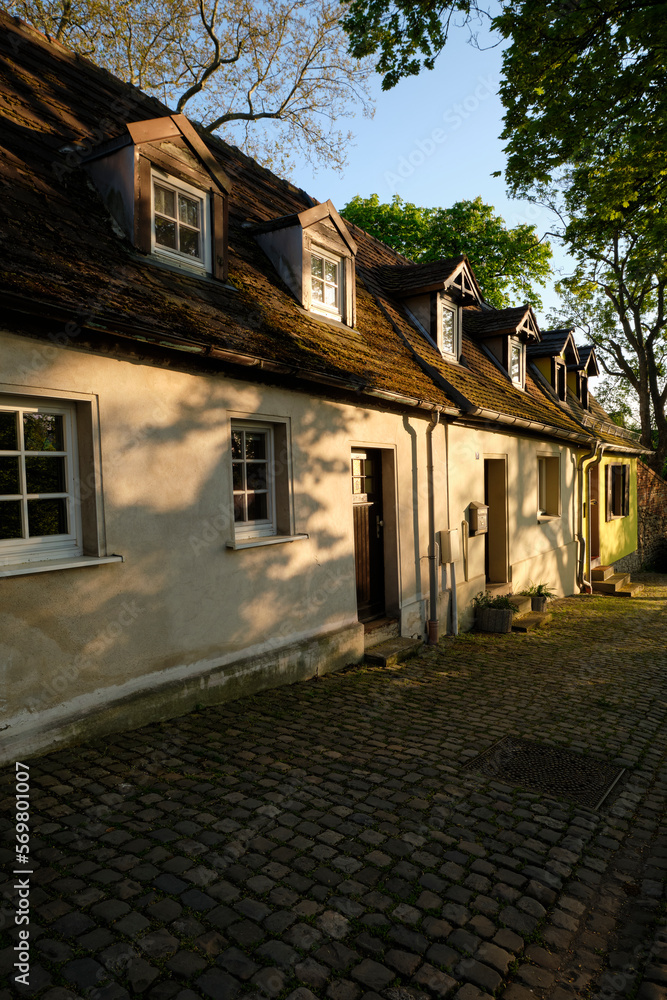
[{"x1": 598, "y1": 455, "x2": 638, "y2": 564}]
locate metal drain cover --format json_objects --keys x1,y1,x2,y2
[{"x1": 463, "y1": 736, "x2": 625, "y2": 809}]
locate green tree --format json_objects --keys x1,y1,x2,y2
[
  {"x1": 342, "y1": 193, "x2": 551, "y2": 309},
  {"x1": 8, "y1": 0, "x2": 374, "y2": 173}
]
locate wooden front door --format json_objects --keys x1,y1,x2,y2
[{"x1": 352, "y1": 450, "x2": 385, "y2": 621}]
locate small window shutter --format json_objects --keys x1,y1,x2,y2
[
  {"x1": 605, "y1": 464, "x2": 612, "y2": 520},
  {"x1": 211, "y1": 191, "x2": 227, "y2": 280},
  {"x1": 135, "y1": 155, "x2": 152, "y2": 253},
  {"x1": 430, "y1": 292, "x2": 438, "y2": 340},
  {"x1": 623, "y1": 464, "x2": 630, "y2": 516}
]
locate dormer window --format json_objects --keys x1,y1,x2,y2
[
  {"x1": 510, "y1": 340, "x2": 525, "y2": 386},
  {"x1": 152, "y1": 173, "x2": 210, "y2": 273},
  {"x1": 310, "y1": 250, "x2": 341, "y2": 317},
  {"x1": 255, "y1": 201, "x2": 357, "y2": 328},
  {"x1": 83, "y1": 114, "x2": 230, "y2": 281},
  {"x1": 441, "y1": 300, "x2": 458, "y2": 357},
  {"x1": 554, "y1": 360, "x2": 567, "y2": 400}
]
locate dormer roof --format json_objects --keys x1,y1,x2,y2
[
  {"x1": 373, "y1": 256, "x2": 483, "y2": 302},
  {"x1": 577, "y1": 345, "x2": 601, "y2": 376},
  {"x1": 253, "y1": 200, "x2": 357, "y2": 256},
  {"x1": 83, "y1": 114, "x2": 233, "y2": 194},
  {"x1": 464, "y1": 304, "x2": 541, "y2": 342},
  {"x1": 527, "y1": 328, "x2": 580, "y2": 365}
]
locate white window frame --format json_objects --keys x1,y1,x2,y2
[
  {"x1": 0, "y1": 397, "x2": 82, "y2": 565},
  {"x1": 310, "y1": 247, "x2": 343, "y2": 319},
  {"x1": 537, "y1": 454, "x2": 561, "y2": 518},
  {"x1": 510, "y1": 339, "x2": 525, "y2": 387},
  {"x1": 151, "y1": 169, "x2": 211, "y2": 274},
  {"x1": 231, "y1": 422, "x2": 277, "y2": 540},
  {"x1": 440, "y1": 299, "x2": 459, "y2": 358}
]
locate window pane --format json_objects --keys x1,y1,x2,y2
[
  {"x1": 27, "y1": 498, "x2": 68, "y2": 536},
  {"x1": 232, "y1": 431, "x2": 243, "y2": 460},
  {"x1": 154, "y1": 185, "x2": 175, "y2": 218},
  {"x1": 247, "y1": 492, "x2": 268, "y2": 521},
  {"x1": 352, "y1": 477, "x2": 363, "y2": 494},
  {"x1": 442, "y1": 309, "x2": 455, "y2": 353},
  {"x1": 511, "y1": 345, "x2": 521, "y2": 380},
  {"x1": 311, "y1": 255, "x2": 323, "y2": 278},
  {"x1": 245, "y1": 433, "x2": 266, "y2": 460},
  {"x1": 247, "y1": 464, "x2": 267, "y2": 491},
  {"x1": 324, "y1": 283, "x2": 338, "y2": 307},
  {"x1": 179, "y1": 226, "x2": 201, "y2": 259},
  {"x1": 155, "y1": 217, "x2": 177, "y2": 249},
  {"x1": 0, "y1": 457, "x2": 20, "y2": 495},
  {"x1": 23, "y1": 413, "x2": 64, "y2": 451},
  {"x1": 25, "y1": 456, "x2": 65, "y2": 494},
  {"x1": 0, "y1": 500, "x2": 23, "y2": 539},
  {"x1": 351, "y1": 459, "x2": 362, "y2": 477},
  {"x1": 324, "y1": 260, "x2": 338, "y2": 283},
  {"x1": 311, "y1": 278, "x2": 324, "y2": 302},
  {"x1": 233, "y1": 494, "x2": 246, "y2": 522},
  {"x1": 179, "y1": 194, "x2": 199, "y2": 228},
  {"x1": 0, "y1": 411, "x2": 17, "y2": 450},
  {"x1": 232, "y1": 462, "x2": 244, "y2": 490}
]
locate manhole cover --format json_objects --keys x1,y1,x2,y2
[{"x1": 463, "y1": 736, "x2": 625, "y2": 809}]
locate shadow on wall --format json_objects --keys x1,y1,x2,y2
[{"x1": 0, "y1": 378, "x2": 377, "y2": 737}]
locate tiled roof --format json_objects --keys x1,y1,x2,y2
[
  {"x1": 463, "y1": 304, "x2": 539, "y2": 340},
  {"x1": 374, "y1": 258, "x2": 465, "y2": 293},
  {"x1": 0, "y1": 13, "x2": 642, "y2": 453}
]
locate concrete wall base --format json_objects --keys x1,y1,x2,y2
[{"x1": 0, "y1": 620, "x2": 364, "y2": 765}]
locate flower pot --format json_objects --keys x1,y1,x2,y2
[
  {"x1": 531, "y1": 596, "x2": 548, "y2": 612},
  {"x1": 476, "y1": 607, "x2": 514, "y2": 633}
]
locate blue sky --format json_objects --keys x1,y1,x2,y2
[{"x1": 288, "y1": 31, "x2": 573, "y2": 325}]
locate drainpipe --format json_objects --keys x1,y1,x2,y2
[
  {"x1": 577, "y1": 440, "x2": 603, "y2": 592},
  {"x1": 426, "y1": 411, "x2": 440, "y2": 644},
  {"x1": 444, "y1": 423, "x2": 459, "y2": 636}
]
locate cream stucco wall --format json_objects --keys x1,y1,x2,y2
[{"x1": 0, "y1": 330, "x2": 446, "y2": 760}]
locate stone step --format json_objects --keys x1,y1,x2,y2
[
  {"x1": 512, "y1": 612, "x2": 552, "y2": 633},
  {"x1": 591, "y1": 565, "x2": 615, "y2": 581},
  {"x1": 604, "y1": 583, "x2": 644, "y2": 598},
  {"x1": 363, "y1": 617, "x2": 400, "y2": 649},
  {"x1": 511, "y1": 595, "x2": 532, "y2": 616},
  {"x1": 365, "y1": 637, "x2": 423, "y2": 667},
  {"x1": 593, "y1": 573, "x2": 631, "y2": 594}
]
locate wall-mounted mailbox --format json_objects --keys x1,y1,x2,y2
[
  {"x1": 469, "y1": 500, "x2": 489, "y2": 535},
  {"x1": 437, "y1": 528, "x2": 460, "y2": 563}
]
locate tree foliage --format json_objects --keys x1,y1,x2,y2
[
  {"x1": 342, "y1": 193, "x2": 551, "y2": 309},
  {"x1": 8, "y1": 0, "x2": 374, "y2": 173}
]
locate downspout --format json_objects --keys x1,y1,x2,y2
[
  {"x1": 576, "y1": 440, "x2": 603, "y2": 592},
  {"x1": 426, "y1": 411, "x2": 440, "y2": 644},
  {"x1": 444, "y1": 422, "x2": 459, "y2": 635}
]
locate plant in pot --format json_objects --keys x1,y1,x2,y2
[
  {"x1": 520, "y1": 582, "x2": 556, "y2": 612},
  {"x1": 473, "y1": 592, "x2": 519, "y2": 633}
]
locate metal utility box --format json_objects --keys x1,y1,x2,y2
[
  {"x1": 469, "y1": 500, "x2": 489, "y2": 535},
  {"x1": 438, "y1": 528, "x2": 460, "y2": 563}
]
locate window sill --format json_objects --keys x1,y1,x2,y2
[
  {"x1": 227, "y1": 533, "x2": 309, "y2": 550},
  {"x1": 0, "y1": 554, "x2": 124, "y2": 578}
]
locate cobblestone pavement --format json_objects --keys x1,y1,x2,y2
[{"x1": 2, "y1": 574, "x2": 667, "y2": 1000}]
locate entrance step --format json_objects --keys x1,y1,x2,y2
[
  {"x1": 592, "y1": 571, "x2": 643, "y2": 597},
  {"x1": 363, "y1": 617, "x2": 399, "y2": 649},
  {"x1": 365, "y1": 637, "x2": 423, "y2": 667},
  {"x1": 511, "y1": 596, "x2": 532, "y2": 616},
  {"x1": 591, "y1": 565, "x2": 615, "y2": 581},
  {"x1": 512, "y1": 612, "x2": 552, "y2": 633}
]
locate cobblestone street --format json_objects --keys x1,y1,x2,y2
[{"x1": 2, "y1": 575, "x2": 667, "y2": 1000}]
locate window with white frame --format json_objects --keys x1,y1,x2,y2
[
  {"x1": 152, "y1": 172, "x2": 210, "y2": 272},
  {"x1": 441, "y1": 300, "x2": 458, "y2": 357},
  {"x1": 537, "y1": 455, "x2": 560, "y2": 517},
  {"x1": 510, "y1": 340, "x2": 524, "y2": 386},
  {"x1": 0, "y1": 398, "x2": 82, "y2": 564},
  {"x1": 310, "y1": 249, "x2": 341, "y2": 317}
]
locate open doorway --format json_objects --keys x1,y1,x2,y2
[
  {"x1": 589, "y1": 464, "x2": 600, "y2": 560},
  {"x1": 351, "y1": 449, "x2": 385, "y2": 621}
]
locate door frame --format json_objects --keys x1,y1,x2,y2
[
  {"x1": 483, "y1": 455, "x2": 509, "y2": 584},
  {"x1": 350, "y1": 446, "x2": 399, "y2": 622}
]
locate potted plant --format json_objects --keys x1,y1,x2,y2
[
  {"x1": 520, "y1": 582, "x2": 556, "y2": 612},
  {"x1": 473, "y1": 592, "x2": 519, "y2": 633}
]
